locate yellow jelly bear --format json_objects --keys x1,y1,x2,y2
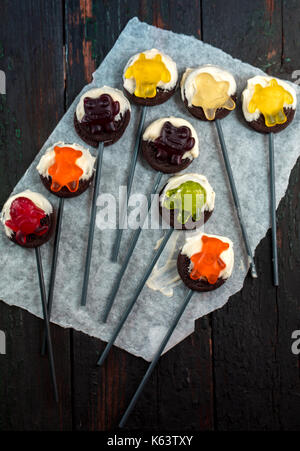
[
  {"x1": 191, "y1": 72, "x2": 236, "y2": 120},
  {"x1": 124, "y1": 53, "x2": 171, "y2": 98},
  {"x1": 248, "y1": 79, "x2": 293, "y2": 127}
]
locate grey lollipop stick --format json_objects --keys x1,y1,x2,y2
[
  {"x1": 119, "y1": 289, "x2": 194, "y2": 428},
  {"x1": 81, "y1": 141, "x2": 104, "y2": 306},
  {"x1": 97, "y1": 227, "x2": 173, "y2": 366},
  {"x1": 112, "y1": 106, "x2": 147, "y2": 262},
  {"x1": 103, "y1": 171, "x2": 163, "y2": 322},
  {"x1": 268, "y1": 132, "x2": 279, "y2": 286},
  {"x1": 35, "y1": 247, "x2": 59, "y2": 402},
  {"x1": 215, "y1": 119, "x2": 257, "y2": 278}
]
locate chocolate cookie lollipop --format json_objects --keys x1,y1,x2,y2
[
  {"x1": 119, "y1": 231, "x2": 234, "y2": 428},
  {"x1": 97, "y1": 173, "x2": 215, "y2": 366},
  {"x1": 102, "y1": 118, "x2": 200, "y2": 322},
  {"x1": 37, "y1": 142, "x2": 96, "y2": 198},
  {"x1": 242, "y1": 75, "x2": 297, "y2": 285},
  {"x1": 112, "y1": 49, "x2": 178, "y2": 261},
  {"x1": 177, "y1": 231, "x2": 234, "y2": 291},
  {"x1": 74, "y1": 86, "x2": 131, "y2": 148},
  {"x1": 142, "y1": 116, "x2": 198, "y2": 173},
  {"x1": 1, "y1": 190, "x2": 58, "y2": 401},
  {"x1": 74, "y1": 86, "x2": 131, "y2": 306},
  {"x1": 37, "y1": 142, "x2": 96, "y2": 351},
  {"x1": 181, "y1": 64, "x2": 257, "y2": 279}
]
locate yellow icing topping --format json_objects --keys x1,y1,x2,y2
[
  {"x1": 191, "y1": 73, "x2": 235, "y2": 120},
  {"x1": 248, "y1": 79, "x2": 294, "y2": 127},
  {"x1": 124, "y1": 53, "x2": 171, "y2": 98}
]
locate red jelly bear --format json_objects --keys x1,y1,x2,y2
[{"x1": 5, "y1": 197, "x2": 49, "y2": 245}]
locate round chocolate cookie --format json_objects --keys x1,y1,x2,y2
[
  {"x1": 8, "y1": 212, "x2": 56, "y2": 249},
  {"x1": 183, "y1": 95, "x2": 237, "y2": 122},
  {"x1": 177, "y1": 253, "x2": 226, "y2": 292},
  {"x1": 245, "y1": 107, "x2": 295, "y2": 134},
  {"x1": 74, "y1": 109, "x2": 131, "y2": 148},
  {"x1": 40, "y1": 174, "x2": 94, "y2": 199},
  {"x1": 159, "y1": 186, "x2": 213, "y2": 230},
  {"x1": 142, "y1": 140, "x2": 193, "y2": 174},
  {"x1": 124, "y1": 86, "x2": 176, "y2": 107}
]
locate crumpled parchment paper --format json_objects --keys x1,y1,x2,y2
[{"x1": 0, "y1": 18, "x2": 299, "y2": 361}]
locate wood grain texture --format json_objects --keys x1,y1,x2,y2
[
  {"x1": 203, "y1": 0, "x2": 300, "y2": 430},
  {"x1": 0, "y1": 0, "x2": 71, "y2": 431},
  {"x1": 202, "y1": 0, "x2": 282, "y2": 74},
  {"x1": 65, "y1": 0, "x2": 202, "y2": 106},
  {"x1": 155, "y1": 317, "x2": 214, "y2": 431},
  {"x1": 0, "y1": 301, "x2": 72, "y2": 431},
  {"x1": 0, "y1": 0, "x2": 299, "y2": 431},
  {"x1": 0, "y1": 0, "x2": 65, "y2": 207},
  {"x1": 281, "y1": 0, "x2": 300, "y2": 79},
  {"x1": 71, "y1": 331, "x2": 159, "y2": 430}
]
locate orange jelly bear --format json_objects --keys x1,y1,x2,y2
[
  {"x1": 48, "y1": 146, "x2": 83, "y2": 193},
  {"x1": 190, "y1": 235, "x2": 229, "y2": 284}
]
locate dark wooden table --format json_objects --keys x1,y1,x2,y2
[{"x1": 1, "y1": 0, "x2": 300, "y2": 431}]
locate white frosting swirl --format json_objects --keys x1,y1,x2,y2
[
  {"x1": 36, "y1": 142, "x2": 96, "y2": 181},
  {"x1": 181, "y1": 231, "x2": 234, "y2": 280},
  {"x1": 242, "y1": 75, "x2": 297, "y2": 122},
  {"x1": 76, "y1": 86, "x2": 131, "y2": 122},
  {"x1": 1, "y1": 190, "x2": 53, "y2": 238},
  {"x1": 142, "y1": 116, "x2": 199, "y2": 160},
  {"x1": 181, "y1": 65, "x2": 237, "y2": 107},
  {"x1": 123, "y1": 48, "x2": 178, "y2": 94},
  {"x1": 160, "y1": 173, "x2": 215, "y2": 212}
]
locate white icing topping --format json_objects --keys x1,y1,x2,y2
[
  {"x1": 181, "y1": 231, "x2": 234, "y2": 280},
  {"x1": 159, "y1": 173, "x2": 215, "y2": 212},
  {"x1": 1, "y1": 190, "x2": 53, "y2": 238},
  {"x1": 242, "y1": 75, "x2": 297, "y2": 122},
  {"x1": 146, "y1": 232, "x2": 182, "y2": 297},
  {"x1": 181, "y1": 65, "x2": 237, "y2": 107},
  {"x1": 142, "y1": 116, "x2": 199, "y2": 160},
  {"x1": 36, "y1": 142, "x2": 96, "y2": 182},
  {"x1": 123, "y1": 48, "x2": 178, "y2": 95},
  {"x1": 76, "y1": 86, "x2": 131, "y2": 122}
]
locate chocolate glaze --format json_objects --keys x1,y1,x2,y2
[
  {"x1": 40, "y1": 174, "x2": 94, "y2": 199},
  {"x1": 8, "y1": 212, "x2": 55, "y2": 248},
  {"x1": 124, "y1": 86, "x2": 176, "y2": 106},
  {"x1": 184, "y1": 95, "x2": 237, "y2": 121},
  {"x1": 245, "y1": 107, "x2": 295, "y2": 134},
  {"x1": 74, "y1": 109, "x2": 131, "y2": 148}
]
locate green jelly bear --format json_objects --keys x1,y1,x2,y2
[{"x1": 163, "y1": 181, "x2": 206, "y2": 224}]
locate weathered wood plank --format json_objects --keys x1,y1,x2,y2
[
  {"x1": 203, "y1": 0, "x2": 300, "y2": 430},
  {"x1": 0, "y1": 301, "x2": 72, "y2": 431},
  {"x1": 281, "y1": 0, "x2": 300, "y2": 78},
  {"x1": 65, "y1": 0, "x2": 202, "y2": 106},
  {"x1": 71, "y1": 331, "x2": 159, "y2": 430},
  {"x1": 0, "y1": 0, "x2": 72, "y2": 431},
  {"x1": 156, "y1": 317, "x2": 214, "y2": 430},
  {"x1": 0, "y1": 0, "x2": 65, "y2": 207},
  {"x1": 202, "y1": 0, "x2": 282, "y2": 74},
  {"x1": 275, "y1": 160, "x2": 300, "y2": 430},
  {"x1": 212, "y1": 232, "x2": 281, "y2": 430}
]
